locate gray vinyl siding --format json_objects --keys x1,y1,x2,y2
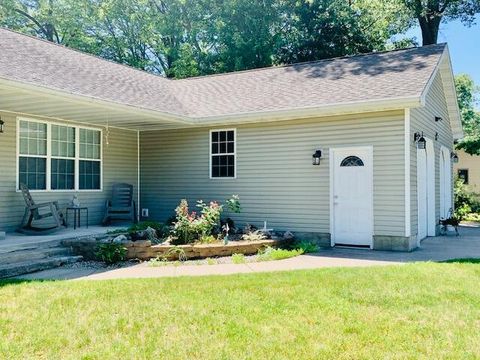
[
  {"x1": 410, "y1": 72, "x2": 454, "y2": 237},
  {"x1": 0, "y1": 112, "x2": 138, "y2": 231},
  {"x1": 140, "y1": 110, "x2": 406, "y2": 236}
]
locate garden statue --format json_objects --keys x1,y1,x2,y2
[{"x1": 71, "y1": 194, "x2": 80, "y2": 208}]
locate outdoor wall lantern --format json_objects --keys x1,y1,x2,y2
[
  {"x1": 0, "y1": 117, "x2": 4, "y2": 133},
  {"x1": 414, "y1": 132, "x2": 426, "y2": 149},
  {"x1": 435, "y1": 132, "x2": 439, "y2": 141},
  {"x1": 451, "y1": 152, "x2": 459, "y2": 163},
  {"x1": 312, "y1": 149, "x2": 322, "y2": 165},
  {"x1": 435, "y1": 116, "x2": 443, "y2": 122}
]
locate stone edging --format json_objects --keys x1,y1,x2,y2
[{"x1": 63, "y1": 235, "x2": 282, "y2": 261}]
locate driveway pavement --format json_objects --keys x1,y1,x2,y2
[{"x1": 15, "y1": 225, "x2": 480, "y2": 281}]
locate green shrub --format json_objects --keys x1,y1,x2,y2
[
  {"x1": 256, "y1": 247, "x2": 304, "y2": 262},
  {"x1": 95, "y1": 242, "x2": 127, "y2": 264},
  {"x1": 242, "y1": 230, "x2": 267, "y2": 242},
  {"x1": 463, "y1": 213, "x2": 480, "y2": 222},
  {"x1": 294, "y1": 240, "x2": 319, "y2": 253},
  {"x1": 198, "y1": 235, "x2": 217, "y2": 244},
  {"x1": 231, "y1": 253, "x2": 246, "y2": 264},
  {"x1": 454, "y1": 178, "x2": 473, "y2": 219}
]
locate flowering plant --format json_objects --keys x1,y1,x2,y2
[{"x1": 172, "y1": 195, "x2": 240, "y2": 244}]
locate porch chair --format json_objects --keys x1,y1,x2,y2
[
  {"x1": 439, "y1": 208, "x2": 460, "y2": 236},
  {"x1": 18, "y1": 183, "x2": 66, "y2": 234},
  {"x1": 102, "y1": 183, "x2": 137, "y2": 225}
]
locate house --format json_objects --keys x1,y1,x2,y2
[
  {"x1": 453, "y1": 149, "x2": 480, "y2": 194},
  {"x1": 0, "y1": 28, "x2": 462, "y2": 251}
]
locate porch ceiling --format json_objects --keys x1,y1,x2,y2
[{"x1": 0, "y1": 81, "x2": 191, "y2": 131}]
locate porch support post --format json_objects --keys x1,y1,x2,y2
[
  {"x1": 404, "y1": 108, "x2": 411, "y2": 237},
  {"x1": 137, "y1": 130, "x2": 141, "y2": 220}
]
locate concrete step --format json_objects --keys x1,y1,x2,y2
[
  {"x1": 0, "y1": 246, "x2": 73, "y2": 265},
  {"x1": 0, "y1": 255, "x2": 83, "y2": 279},
  {"x1": 0, "y1": 238, "x2": 66, "y2": 253}
]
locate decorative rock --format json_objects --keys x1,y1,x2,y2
[
  {"x1": 283, "y1": 231, "x2": 295, "y2": 241},
  {"x1": 144, "y1": 227, "x2": 157, "y2": 241},
  {"x1": 112, "y1": 235, "x2": 128, "y2": 244}
]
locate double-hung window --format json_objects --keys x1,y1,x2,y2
[
  {"x1": 18, "y1": 119, "x2": 102, "y2": 191},
  {"x1": 210, "y1": 129, "x2": 236, "y2": 178}
]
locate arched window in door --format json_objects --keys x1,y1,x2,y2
[{"x1": 340, "y1": 156, "x2": 364, "y2": 167}]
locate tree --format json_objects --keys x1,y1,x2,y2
[
  {"x1": 275, "y1": 0, "x2": 411, "y2": 64},
  {"x1": 402, "y1": 0, "x2": 480, "y2": 45},
  {"x1": 455, "y1": 74, "x2": 480, "y2": 155},
  {"x1": 0, "y1": 0, "x2": 91, "y2": 45}
]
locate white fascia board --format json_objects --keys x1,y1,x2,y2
[{"x1": 419, "y1": 46, "x2": 463, "y2": 140}]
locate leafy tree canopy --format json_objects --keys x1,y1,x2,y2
[
  {"x1": 402, "y1": 0, "x2": 480, "y2": 45},
  {"x1": 455, "y1": 74, "x2": 480, "y2": 155},
  {"x1": 0, "y1": 0, "x2": 478, "y2": 80}
]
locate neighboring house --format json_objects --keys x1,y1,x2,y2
[
  {"x1": 0, "y1": 28, "x2": 462, "y2": 251},
  {"x1": 454, "y1": 149, "x2": 480, "y2": 193}
]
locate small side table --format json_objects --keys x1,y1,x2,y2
[{"x1": 66, "y1": 207, "x2": 89, "y2": 229}]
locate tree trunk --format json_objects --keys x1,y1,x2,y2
[{"x1": 418, "y1": 15, "x2": 441, "y2": 45}]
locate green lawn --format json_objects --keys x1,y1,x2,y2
[{"x1": 1, "y1": 263, "x2": 480, "y2": 359}]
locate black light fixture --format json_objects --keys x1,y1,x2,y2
[
  {"x1": 0, "y1": 117, "x2": 4, "y2": 133},
  {"x1": 451, "y1": 152, "x2": 459, "y2": 163},
  {"x1": 435, "y1": 132, "x2": 439, "y2": 141},
  {"x1": 414, "y1": 132, "x2": 426, "y2": 149},
  {"x1": 435, "y1": 116, "x2": 443, "y2": 122},
  {"x1": 312, "y1": 149, "x2": 322, "y2": 165}
]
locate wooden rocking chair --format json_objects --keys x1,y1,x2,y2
[
  {"x1": 18, "y1": 183, "x2": 66, "y2": 235},
  {"x1": 102, "y1": 183, "x2": 137, "y2": 225}
]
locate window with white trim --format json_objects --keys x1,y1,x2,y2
[
  {"x1": 210, "y1": 129, "x2": 235, "y2": 178},
  {"x1": 18, "y1": 119, "x2": 102, "y2": 191}
]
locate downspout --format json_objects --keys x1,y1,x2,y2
[{"x1": 137, "y1": 130, "x2": 140, "y2": 220}]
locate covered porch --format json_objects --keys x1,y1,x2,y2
[{"x1": 0, "y1": 76, "x2": 188, "y2": 233}]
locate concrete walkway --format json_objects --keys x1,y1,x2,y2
[{"x1": 15, "y1": 225, "x2": 480, "y2": 281}]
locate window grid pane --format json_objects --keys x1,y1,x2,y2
[
  {"x1": 19, "y1": 120, "x2": 47, "y2": 156},
  {"x1": 51, "y1": 159, "x2": 75, "y2": 190},
  {"x1": 79, "y1": 160, "x2": 101, "y2": 190},
  {"x1": 51, "y1": 125, "x2": 75, "y2": 158},
  {"x1": 79, "y1": 129, "x2": 101, "y2": 160},
  {"x1": 19, "y1": 157, "x2": 46, "y2": 190}
]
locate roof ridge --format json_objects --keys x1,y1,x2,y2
[{"x1": 177, "y1": 43, "x2": 448, "y2": 82}]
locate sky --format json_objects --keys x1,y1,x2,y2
[{"x1": 406, "y1": 17, "x2": 480, "y2": 85}]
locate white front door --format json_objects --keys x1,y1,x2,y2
[{"x1": 331, "y1": 147, "x2": 373, "y2": 247}]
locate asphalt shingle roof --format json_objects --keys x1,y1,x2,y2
[{"x1": 0, "y1": 28, "x2": 446, "y2": 119}]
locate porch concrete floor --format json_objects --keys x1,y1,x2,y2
[
  {"x1": 13, "y1": 225, "x2": 480, "y2": 281},
  {"x1": 0, "y1": 224, "x2": 128, "y2": 251}
]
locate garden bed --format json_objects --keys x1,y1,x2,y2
[{"x1": 63, "y1": 235, "x2": 284, "y2": 261}]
